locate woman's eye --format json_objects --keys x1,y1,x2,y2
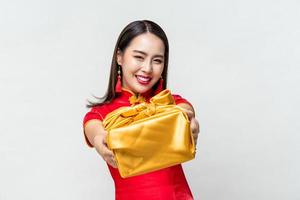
[
  {"x1": 134, "y1": 56, "x2": 143, "y2": 59},
  {"x1": 154, "y1": 60, "x2": 162, "y2": 63}
]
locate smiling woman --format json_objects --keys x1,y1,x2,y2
[
  {"x1": 116, "y1": 32, "x2": 165, "y2": 94},
  {"x1": 82, "y1": 20, "x2": 200, "y2": 200}
]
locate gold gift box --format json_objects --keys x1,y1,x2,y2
[{"x1": 103, "y1": 89, "x2": 196, "y2": 178}]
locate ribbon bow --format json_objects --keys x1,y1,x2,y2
[{"x1": 103, "y1": 89, "x2": 178, "y2": 130}]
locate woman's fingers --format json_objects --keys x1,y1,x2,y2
[
  {"x1": 186, "y1": 110, "x2": 194, "y2": 120},
  {"x1": 179, "y1": 107, "x2": 195, "y2": 120},
  {"x1": 190, "y1": 118, "x2": 200, "y2": 134},
  {"x1": 101, "y1": 145, "x2": 118, "y2": 168},
  {"x1": 94, "y1": 131, "x2": 118, "y2": 168},
  {"x1": 178, "y1": 106, "x2": 200, "y2": 147},
  {"x1": 178, "y1": 107, "x2": 200, "y2": 147},
  {"x1": 190, "y1": 118, "x2": 200, "y2": 146}
]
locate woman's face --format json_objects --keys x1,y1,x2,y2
[{"x1": 117, "y1": 32, "x2": 165, "y2": 94}]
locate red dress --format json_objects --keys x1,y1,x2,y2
[{"x1": 83, "y1": 88, "x2": 194, "y2": 200}]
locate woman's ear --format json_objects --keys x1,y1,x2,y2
[{"x1": 116, "y1": 49, "x2": 123, "y2": 66}]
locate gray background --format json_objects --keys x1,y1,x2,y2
[{"x1": 0, "y1": 0, "x2": 298, "y2": 199}]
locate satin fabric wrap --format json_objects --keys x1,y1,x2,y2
[{"x1": 103, "y1": 89, "x2": 196, "y2": 178}]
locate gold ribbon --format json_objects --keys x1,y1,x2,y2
[{"x1": 103, "y1": 89, "x2": 178, "y2": 130}]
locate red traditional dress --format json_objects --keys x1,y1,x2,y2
[{"x1": 83, "y1": 88, "x2": 194, "y2": 200}]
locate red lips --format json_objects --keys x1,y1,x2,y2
[{"x1": 136, "y1": 75, "x2": 152, "y2": 85}]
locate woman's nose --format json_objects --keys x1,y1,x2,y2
[{"x1": 141, "y1": 61, "x2": 153, "y2": 73}]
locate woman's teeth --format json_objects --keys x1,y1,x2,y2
[{"x1": 136, "y1": 75, "x2": 151, "y2": 84}]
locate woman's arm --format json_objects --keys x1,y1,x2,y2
[{"x1": 84, "y1": 120, "x2": 118, "y2": 168}]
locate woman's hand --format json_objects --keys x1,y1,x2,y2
[
  {"x1": 189, "y1": 117, "x2": 200, "y2": 147},
  {"x1": 177, "y1": 104, "x2": 200, "y2": 147},
  {"x1": 94, "y1": 131, "x2": 118, "y2": 168},
  {"x1": 84, "y1": 120, "x2": 118, "y2": 168}
]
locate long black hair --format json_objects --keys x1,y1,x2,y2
[{"x1": 86, "y1": 20, "x2": 169, "y2": 108}]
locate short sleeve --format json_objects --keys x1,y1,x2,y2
[
  {"x1": 172, "y1": 94, "x2": 194, "y2": 108},
  {"x1": 82, "y1": 106, "x2": 106, "y2": 148}
]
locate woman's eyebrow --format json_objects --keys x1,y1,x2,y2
[{"x1": 133, "y1": 50, "x2": 164, "y2": 58}]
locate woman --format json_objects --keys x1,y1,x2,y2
[{"x1": 83, "y1": 20, "x2": 200, "y2": 200}]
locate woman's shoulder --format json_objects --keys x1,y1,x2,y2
[
  {"x1": 83, "y1": 99, "x2": 129, "y2": 123},
  {"x1": 83, "y1": 103, "x2": 111, "y2": 125},
  {"x1": 89, "y1": 103, "x2": 108, "y2": 112}
]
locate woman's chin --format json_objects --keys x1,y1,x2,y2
[{"x1": 134, "y1": 85, "x2": 153, "y2": 94}]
